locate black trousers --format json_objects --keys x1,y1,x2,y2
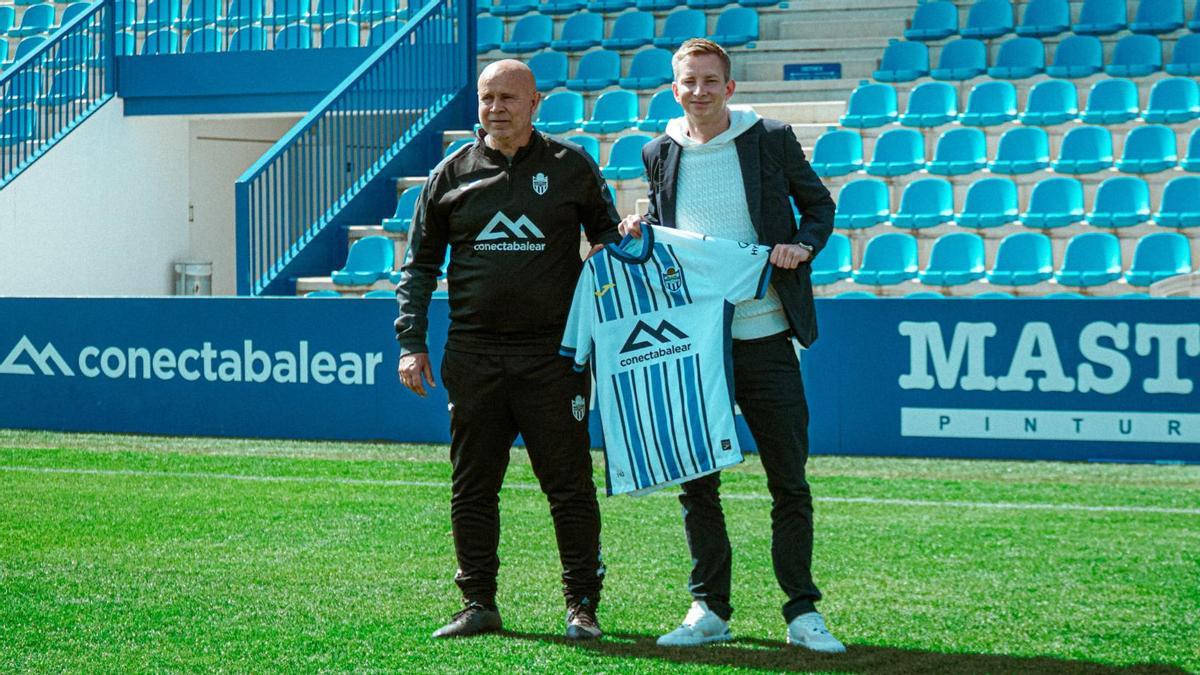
[
  {"x1": 678, "y1": 333, "x2": 822, "y2": 623},
  {"x1": 440, "y1": 349, "x2": 604, "y2": 608}
]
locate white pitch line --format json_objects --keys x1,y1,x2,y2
[{"x1": 2, "y1": 465, "x2": 1198, "y2": 516}]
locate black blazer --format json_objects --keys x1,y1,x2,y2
[{"x1": 640, "y1": 117, "x2": 836, "y2": 347}]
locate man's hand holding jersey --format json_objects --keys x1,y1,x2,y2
[{"x1": 618, "y1": 215, "x2": 812, "y2": 269}]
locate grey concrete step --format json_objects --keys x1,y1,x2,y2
[{"x1": 732, "y1": 77, "x2": 863, "y2": 104}]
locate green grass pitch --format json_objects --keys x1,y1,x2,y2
[{"x1": 1, "y1": 429, "x2": 1197, "y2": 673}]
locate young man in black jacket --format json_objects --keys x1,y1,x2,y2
[{"x1": 395, "y1": 60, "x2": 621, "y2": 640}]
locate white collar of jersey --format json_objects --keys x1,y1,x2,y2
[{"x1": 606, "y1": 224, "x2": 656, "y2": 264}]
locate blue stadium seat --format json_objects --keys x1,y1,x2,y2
[
  {"x1": 873, "y1": 39, "x2": 929, "y2": 82},
  {"x1": 654, "y1": 8, "x2": 704, "y2": 48},
  {"x1": 1073, "y1": 0, "x2": 1127, "y2": 35},
  {"x1": 231, "y1": 25, "x2": 268, "y2": 49},
  {"x1": 275, "y1": 22, "x2": 313, "y2": 48},
  {"x1": 44, "y1": 33, "x2": 95, "y2": 68},
  {"x1": 988, "y1": 37, "x2": 1045, "y2": 79},
  {"x1": 811, "y1": 233, "x2": 852, "y2": 285},
  {"x1": 686, "y1": 0, "x2": 728, "y2": 10},
  {"x1": 135, "y1": 0, "x2": 184, "y2": 31},
  {"x1": 1016, "y1": 0, "x2": 1068, "y2": 37},
  {"x1": 443, "y1": 138, "x2": 474, "y2": 158},
  {"x1": 1055, "y1": 232, "x2": 1121, "y2": 286},
  {"x1": 529, "y1": 51, "x2": 568, "y2": 89},
  {"x1": 489, "y1": 0, "x2": 536, "y2": 16},
  {"x1": 853, "y1": 233, "x2": 918, "y2": 285},
  {"x1": 1052, "y1": 125, "x2": 1114, "y2": 174},
  {"x1": 477, "y1": 16, "x2": 503, "y2": 51},
  {"x1": 588, "y1": 0, "x2": 633, "y2": 11},
  {"x1": 833, "y1": 292, "x2": 878, "y2": 299},
  {"x1": 1186, "y1": 128, "x2": 1200, "y2": 171},
  {"x1": 1165, "y1": 33, "x2": 1200, "y2": 76},
  {"x1": 220, "y1": 0, "x2": 263, "y2": 27},
  {"x1": 899, "y1": 81, "x2": 958, "y2": 127},
  {"x1": 1019, "y1": 79, "x2": 1078, "y2": 126},
  {"x1": 1042, "y1": 292, "x2": 1087, "y2": 299},
  {"x1": 961, "y1": 0, "x2": 1014, "y2": 39},
  {"x1": 566, "y1": 50, "x2": 619, "y2": 90},
  {"x1": 1126, "y1": 232, "x2": 1192, "y2": 286},
  {"x1": 810, "y1": 128, "x2": 863, "y2": 177},
  {"x1": 38, "y1": 69, "x2": 83, "y2": 106},
  {"x1": 865, "y1": 128, "x2": 925, "y2": 177},
  {"x1": 0, "y1": 6, "x2": 14, "y2": 34},
  {"x1": 927, "y1": 127, "x2": 986, "y2": 176},
  {"x1": 0, "y1": 71, "x2": 40, "y2": 107},
  {"x1": 362, "y1": 289, "x2": 396, "y2": 299},
  {"x1": 839, "y1": 81, "x2": 898, "y2": 129},
  {"x1": 1190, "y1": 2, "x2": 1200, "y2": 30},
  {"x1": 891, "y1": 178, "x2": 954, "y2": 229},
  {"x1": 904, "y1": 0, "x2": 957, "y2": 41},
  {"x1": 1105, "y1": 34, "x2": 1162, "y2": 77},
  {"x1": 989, "y1": 126, "x2": 1049, "y2": 174},
  {"x1": 637, "y1": 0, "x2": 682, "y2": 11},
  {"x1": 185, "y1": 26, "x2": 224, "y2": 51},
  {"x1": 1130, "y1": 0, "x2": 1184, "y2": 34},
  {"x1": 550, "y1": 12, "x2": 602, "y2": 51},
  {"x1": 1021, "y1": 177, "x2": 1083, "y2": 228},
  {"x1": 582, "y1": 89, "x2": 638, "y2": 133},
  {"x1": 141, "y1": 29, "x2": 182, "y2": 54},
  {"x1": 534, "y1": 90, "x2": 583, "y2": 133},
  {"x1": 262, "y1": 0, "x2": 308, "y2": 25},
  {"x1": 708, "y1": 6, "x2": 757, "y2": 46},
  {"x1": 603, "y1": 11, "x2": 654, "y2": 50},
  {"x1": 332, "y1": 236, "x2": 394, "y2": 285},
  {"x1": 904, "y1": 292, "x2": 946, "y2": 299},
  {"x1": 987, "y1": 232, "x2": 1053, "y2": 285},
  {"x1": 1047, "y1": 34, "x2": 1103, "y2": 78},
  {"x1": 540, "y1": 0, "x2": 585, "y2": 14},
  {"x1": 957, "y1": 177, "x2": 1019, "y2": 229},
  {"x1": 920, "y1": 232, "x2": 985, "y2": 286},
  {"x1": 833, "y1": 179, "x2": 889, "y2": 229},
  {"x1": 318, "y1": 21, "x2": 360, "y2": 47},
  {"x1": 179, "y1": 0, "x2": 221, "y2": 28},
  {"x1": 619, "y1": 48, "x2": 673, "y2": 89},
  {"x1": 352, "y1": 0, "x2": 395, "y2": 22},
  {"x1": 566, "y1": 133, "x2": 601, "y2": 163},
  {"x1": 1081, "y1": 78, "x2": 1138, "y2": 124},
  {"x1": 383, "y1": 185, "x2": 421, "y2": 233},
  {"x1": 310, "y1": 0, "x2": 352, "y2": 24},
  {"x1": 305, "y1": 290, "x2": 343, "y2": 297},
  {"x1": 1143, "y1": 77, "x2": 1200, "y2": 123},
  {"x1": 638, "y1": 89, "x2": 682, "y2": 132},
  {"x1": 1116, "y1": 124, "x2": 1177, "y2": 173},
  {"x1": 501, "y1": 14, "x2": 552, "y2": 52},
  {"x1": 1154, "y1": 175, "x2": 1200, "y2": 226},
  {"x1": 56, "y1": 1, "x2": 90, "y2": 26},
  {"x1": 974, "y1": 291, "x2": 1016, "y2": 298},
  {"x1": 959, "y1": 81, "x2": 1017, "y2": 126},
  {"x1": 737, "y1": 0, "x2": 777, "y2": 9},
  {"x1": 10, "y1": 3, "x2": 55, "y2": 35},
  {"x1": 930, "y1": 38, "x2": 986, "y2": 81},
  {"x1": 1087, "y1": 176, "x2": 1151, "y2": 228},
  {"x1": 602, "y1": 134, "x2": 651, "y2": 179},
  {"x1": 3, "y1": 36, "x2": 48, "y2": 68}
]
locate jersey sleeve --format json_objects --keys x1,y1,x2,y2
[
  {"x1": 559, "y1": 261, "x2": 598, "y2": 372},
  {"x1": 675, "y1": 231, "x2": 773, "y2": 304}
]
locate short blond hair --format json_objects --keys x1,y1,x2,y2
[{"x1": 671, "y1": 38, "x2": 732, "y2": 82}]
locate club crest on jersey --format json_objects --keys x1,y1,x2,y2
[
  {"x1": 571, "y1": 395, "x2": 586, "y2": 422},
  {"x1": 661, "y1": 266, "x2": 682, "y2": 293},
  {"x1": 532, "y1": 172, "x2": 549, "y2": 195}
]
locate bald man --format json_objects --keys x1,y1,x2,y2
[{"x1": 396, "y1": 60, "x2": 622, "y2": 640}]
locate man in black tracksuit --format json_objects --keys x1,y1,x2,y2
[{"x1": 395, "y1": 60, "x2": 620, "y2": 640}]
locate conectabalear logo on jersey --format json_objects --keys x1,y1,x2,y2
[
  {"x1": 619, "y1": 320, "x2": 692, "y2": 367},
  {"x1": 474, "y1": 212, "x2": 547, "y2": 252}
]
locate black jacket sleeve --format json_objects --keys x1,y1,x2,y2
[
  {"x1": 780, "y1": 124, "x2": 835, "y2": 254},
  {"x1": 578, "y1": 148, "x2": 622, "y2": 247},
  {"x1": 394, "y1": 171, "x2": 449, "y2": 356},
  {"x1": 640, "y1": 140, "x2": 662, "y2": 227}
]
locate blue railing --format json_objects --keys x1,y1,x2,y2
[
  {"x1": 234, "y1": 0, "x2": 470, "y2": 295},
  {"x1": 0, "y1": 0, "x2": 115, "y2": 189}
]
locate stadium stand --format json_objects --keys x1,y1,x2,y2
[
  {"x1": 502, "y1": 14, "x2": 553, "y2": 52},
  {"x1": 853, "y1": 232, "x2": 918, "y2": 286},
  {"x1": 810, "y1": 128, "x2": 863, "y2": 177},
  {"x1": 900, "y1": 81, "x2": 957, "y2": 126},
  {"x1": 601, "y1": 11, "x2": 653, "y2": 49},
  {"x1": 961, "y1": 0, "x2": 1014, "y2": 39},
  {"x1": 1022, "y1": 176, "x2": 1084, "y2": 230},
  {"x1": 1081, "y1": 78, "x2": 1139, "y2": 124},
  {"x1": 1154, "y1": 175, "x2": 1200, "y2": 227},
  {"x1": 637, "y1": 89, "x2": 682, "y2": 132},
  {"x1": 987, "y1": 37, "x2": 1045, "y2": 79},
  {"x1": 1073, "y1": 0, "x2": 1127, "y2": 35},
  {"x1": 708, "y1": 6, "x2": 758, "y2": 46},
  {"x1": 582, "y1": 89, "x2": 638, "y2": 133},
  {"x1": 811, "y1": 233, "x2": 852, "y2": 285},
  {"x1": 891, "y1": 178, "x2": 953, "y2": 230},
  {"x1": 988, "y1": 126, "x2": 1050, "y2": 174},
  {"x1": 919, "y1": 232, "x2": 985, "y2": 286},
  {"x1": 1055, "y1": 232, "x2": 1123, "y2": 287},
  {"x1": 987, "y1": 232, "x2": 1054, "y2": 286},
  {"x1": 1117, "y1": 124, "x2": 1178, "y2": 173},
  {"x1": 1016, "y1": 0, "x2": 1069, "y2": 37},
  {"x1": 840, "y1": 81, "x2": 898, "y2": 129},
  {"x1": 1019, "y1": 78, "x2": 1078, "y2": 125},
  {"x1": 565, "y1": 49, "x2": 619, "y2": 90},
  {"x1": 331, "y1": 235, "x2": 394, "y2": 285},
  {"x1": 1166, "y1": 33, "x2": 1200, "y2": 75},
  {"x1": 601, "y1": 133, "x2": 650, "y2": 179},
  {"x1": 1126, "y1": 232, "x2": 1193, "y2": 285},
  {"x1": 873, "y1": 39, "x2": 929, "y2": 82},
  {"x1": 956, "y1": 177, "x2": 1019, "y2": 229},
  {"x1": 653, "y1": 8, "x2": 705, "y2": 48},
  {"x1": 1143, "y1": 78, "x2": 1200, "y2": 123},
  {"x1": 383, "y1": 185, "x2": 421, "y2": 233},
  {"x1": 1105, "y1": 34, "x2": 1162, "y2": 77},
  {"x1": 959, "y1": 81, "x2": 1017, "y2": 125},
  {"x1": 1052, "y1": 125, "x2": 1114, "y2": 174},
  {"x1": 534, "y1": 90, "x2": 583, "y2": 132},
  {"x1": 1046, "y1": 34, "x2": 1103, "y2": 78},
  {"x1": 528, "y1": 50, "x2": 567, "y2": 89},
  {"x1": 865, "y1": 127, "x2": 925, "y2": 177},
  {"x1": 1087, "y1": 177, "x2": 1152, "y2": 228},
  {"x1": 928, "y1": 127, "x2": 987, "y2": 176},
  {"x1": 904, "y1": 0, "x2": 957, "y2": 41},
  {"x1": 477, "y1": 16, "x2": 503, "y2": 51},
  {"x1": 618, "y1": 47, "x2": 672, "y2": 88},
  {"x1": 833, "y1": 179, "x2": 889, "y2": 230},
  {"x1": 931, "y1": 38, "x2": 986, "y2": 80},
  {"x1": 550, "y1": 12, "x2": 602, "y2": 51}
]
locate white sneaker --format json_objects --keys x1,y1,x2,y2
[
  {"x1": 656, "y1": 601, "x2": 733, "y2": 647},
  {"x1": 786, "y1": 612, "x2": 846, "y2": 653}
]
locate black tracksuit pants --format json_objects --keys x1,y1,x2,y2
[
  {"x1": 678, "y1": 333, "x2": 823, "y2": 623},
  {"x1": 440, "y1": 348, "x2": 604, "y2": 608}
]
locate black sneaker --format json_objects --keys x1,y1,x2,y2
[
  {"x1": 432, "y1": 602, "x2": 502, "y2": 639},
  {"x1": 565, "y1": 598, "x2": 602, "y2": 640}
]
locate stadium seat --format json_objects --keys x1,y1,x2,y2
[
  {"x1": 1142, "y1": 77, "x2": 1200, "y2": 124},
  {"x1": 602, "y1": 11, "x2": 653, "y2": 50},
  {"x1": 904, "y1": 292, "x2": 946, "y2": 299},
  {"x1": 1165, "y1": 34, "x2": 1200, "y2": 76},
  {"x1": 141, "y1": 29, "x2": 182, "y2": 54},
  {"x1": 1055, "y1": 232, "x2": 1122, "y2": 286},
  {"x1": 275, "y1": 22, "x2": 313, "y2": 48},
  {"x1": 582, "y1": 89, "x2": 638, "y2": 133},
  {"x1": 1047, "y1": 35, "x2": 1103, "y2": 78},
  {"x1": 383, "y1": 185, "x2": 421, "y2": 233},
  {"x1": 987, "y1": 232, "x2": 1053, "y2": 285},
  {"x1": 708, "y1": 7, "x2": 757, "y2": 46},
  {"x1": 899, "y1": 81, "x2": 957, "y2": 127},
  {"x1": 477, "y1": 16, "x2": 503, "y2": 51},
  {"x1": 1042, "y1": 292, "x2": 1086, "y2": 299},
  {"x1": 811, "y1": 233, "x2": 852, "y2": 285},
  {"x1": 1022, "y1": 177, "x2": 1083, "y2": 229},
  {"x1": 975, "y1": 291, "x2": 1015, "y2": 298},
  {"x1": 1116, "y1": 125, "x2": 1177, "y2": 173},
  {"x1": 602, "y1": 134, "x2": 651, "y2": 179},
  {"x1": 540, "y1": 0, "x2": 585, "y2": 14},
  {"x1": 588, "y1": 0, "x2": 634, "y2": 11},
  {"x1": 1019, "y1": 79, "x2": 1078, "y2": 126},
  {"x1": 1016, "y1": 0, "x2": 1068, "y2": 37},
  {"x1": 930, "y1": 38, "x2": 986, "y2": 81},
  {"x1": 1081, "y1": 78, "x2": 1138, "y2": 125},
  {"x1": 489, "y1": 0, "x2": 536, "y2": 16},
  {"x1": 654, "y1": 9, "x2": 704, "y2": 48},
  {"x1": 362, "y1": 290, "x2": 396, "y2": 299},
  {"x1": 891, "y1": 178, "x2": 954, "y2": 229},
  {"x1": 231, "y1": 25, "x2": 269, "y2": 50},
  {"x1": 529, "y1": 51, "x2": 568, "y2": 89},
  {"x1": 927, "y1": 128, "x2": 987, "y2": 176},
  {"x1": 961, "y1": 0, "x2": 1014, "y2": 39},
  {"x1": 1186, "y1": 128, "x2": 1200, "y2": 171},
  {"x1": 1105, "y1": 34, "x2": 1162, "y2": 77},
  {"x1": 810, "y1": 128, "x2": 863, "y2": 177},
  {"x1": 0, "y1": 7, "x2": 14, "y2": 35},
  {"x1": 550, "y1": 12, "x2": 602, "y2": 51},
  {"x1": 1125, "y1": 232, "x2": 1192, "y2": 286},
  {"x1": 566, "y1": 50, "x2": 619, "y2": 91},
  {"x1": 179, "y1": 0, "x2": 221, "y2": 28},
  {"x1": 1052, "y1": 125, "x2": 1114, "y2": 174},
  {"x1": 332, "y1": 236, "x2": 394, "y2": 285},
  {"x1": 10, "y1": 3, "x2": 55, "y2": 35},
  {"x1": 920, "y1": 232, "x2": 985, "y2": 286},
  {"x1": 904, "y1": 0, "x2": 957, "y2": 41},
  {"x1": 55, "y1": 1, "x2": 91, "y2": 29},
  {"x1": 3, "y1": 36, "x2": 48, "y2": 69},
  {"x1": 686, "y1": 0, "x2": 729, "y2": 10},
  {"x1": 442, "y1": 138, "x2": 473, "y2": 158},
  {"x1": 956, "y1": 177, "x2": 1019, "y2": 229},
  {"x1": 1130, "y1": 0, "x2": 1184, "y2": 34},
  {"x1": 566, "y1": 133, "x2": 600, "y2": 163},
  {"x1": 737, "y1": 0, "x2": 777, "y2": 9},
  {"x1": 873, "y1": 39, "x2": 929, "y2": 82},
  {"x1": 833, "y1": 291, "x2": 878, "y2": 299},
  {"x1": 853, "y1": 233, "x2": 918, "y2": 285},
  {"x1": 1, "y1": 70, "x2": 41, "y2": 109},
  {"x1": 988, "y1": 37, "x2": 1045, "y2": 79},
  {"x1": 502, "y1": 14, "x2": 552, "y2": 52},
  {"x1": 315, "y1": 20, "x2": 358, "y2": 47},
  {"x1": 1073, "y1": 0, "x2": 1127, "y2": 35},
  {"x1": 839, "y1": 81, "x2": 898, "y2": 129},
  {"x1": 136, "y1": 0, "x2": 185, "y2": 30},
  {"x1": 262, "y1": 0, "x2": 308, "y2": 25},
  {"x1": 619, "y1": 48, "x2": 673, "y2": 89},
  {"x1": 305, "y1": 290, "x2": 343, "y2": 297},
  {"x1": 638, "y1": 89, "x2": 682, "y2": 132},
  {"x1": 833, "y1": 179, "x2": 889, "y2": 229},
  {"x1": 353, "y1": 0, "x2": 395, "y2": 22},
  {"x1": 959, "y1": 81, "x2": 1017, "y2": 126},
  {"x1": 221, "y1": 0, "x2": 263, "y2": 27},
  {"x1": 989, "y1": 126, "x2": 1049, "y2": 174},
  {"x1": 637, "y1": 0, "x2": 681, "y2": 11},
  {"x1": 534, "y1": 91, "x2": 583, "y2": 133},
  {"x1": 1190, "y1": 2, "x2": 1200, "y2": 30},
  {"x1": 1154, "y1": 175, "x2": 1200, "y2": 226},
  {"x1": 36, "y1": 70, "x2": 81, "y2": 107},
  {"x1": 43, "y1": 33, "x2": 95, "y2": 68},
  {"x1": 1087, "y1": 176, "x2": 1151, "y2": 228},
  {"x1": 185, "y1": 26, "x2": 224, "y2": 51},
  {"x1": 864, "y1": 128, "x2": 925, "y2": 177}
]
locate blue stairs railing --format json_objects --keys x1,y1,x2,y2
[
  {"x1": 1, "y1": 0, "x2": 116, "y2": 189},
  {"x1": 234, "y1": 0, "x2": 473, "y2": 296}
]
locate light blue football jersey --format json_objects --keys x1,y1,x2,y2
[{"x1": 560, "y1": 225, "x2": 773, "y2": 496}]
